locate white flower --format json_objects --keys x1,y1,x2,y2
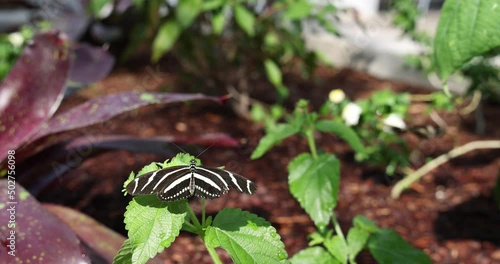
[
  {"x1": 329, "y1": 89, "x2": 345, "y2": 103},
  {"x1": 383, "y1": 113, "x2": 406, "y2": 132},
  {"x1": 342, "y1": 102, "x2": 362, "y2": 126},
  {"x1": 8, "y1": 32, "x2": 24, "y2": 48}
]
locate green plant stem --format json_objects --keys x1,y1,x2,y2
[
  {"x1": 204, "y1": 243, "x2": 222, "y2": 264},
  {"x1": 306, "y1": 129, "x2": 318, "y2": 159},
  {"x1": 183, "y1": 221, "x2": 197, "y2": 234},
  {"x1": 331, "y1": 212, "x2": 352, "y2": 263},
  {"x1": 186, "y1": 203, "x2": 203, "y2": 234},
  {"x1": 331, "y1": 212, "x2": 346, "y2": 242},
  {"x1": 202, "y1": 198, "x2": 206, "y2": 226}
]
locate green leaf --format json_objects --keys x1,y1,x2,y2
[
  {"x1": 288, "y1": 153, "x2": 340, "y2": 230},
  {"x1": 205, "y1": 208, "x2": 287, "y2": 263},
  {"x1": 290, "y1": 247, "x2": 340, "y2": 264},
  {"x1": 250, "y1": 122, "x2": 301, "y2": 159},
  {"x1": 152, "y1": 20, "x2": 181, "y2": 62},
  {"x1": 284, "y1": 0, "x2": 312, "y2": 20},
  {"x1": 203, "y1": 0, "x2": 224, "y2": 11},
  {"x1": 176, "y1": 0, "x2": 203, "y2": 28},
  {"x1": 324, "y1": 235, "x2": 348, "y2": 264},
  {"x1": 368, "y1": 229, "x2": 432, "y2": 264},
  {"x1": 234, "y1": 5, "x2": 255, "y2": 36},
  {"x1": 122, "y1": 197, "x2": 187, "y2": 264},
  {"x1": 352, "y1": 215, "x2": 380, "y2": 233},
  {"x1": 212, "y1": 10, "x2": 226, "y2": 35},
  {"x1": 434, "y1": 0, "x2": 500, "y2": 82},
  {"x1": 114, "y1": 238, "x2": 134, "y2": 264},
  {"x1": 315, "y1": 120, "x2": 365, "y2": 154},
  {"x1": 346, "y1": 226, "x2": 370, "y2": 261},
  {"x1": 264, "y1": 59, "x2": 283, "y2": 86}
]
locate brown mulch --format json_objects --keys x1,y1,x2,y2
[{"x1": 36, "y1": 65, "x2": 500, "y2": 263}]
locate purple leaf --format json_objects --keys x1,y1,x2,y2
[
  {"x1": 30, "y1": 92, "x2": 223, "y2": 142},
  {"x1": 18, "y1": 133, "x2": 238, "y2": 195},
  {"x1": 42, "y1": 204, "x2": 126, "y2": 263},
  {"x1": 0, "y1": 31, "x2": 71, "y2": 162},
  {"x1": 69, "y1": 43, "x2": 115, "y2": 87},
  {"x1": 0, "y1": 180, "x2": 90, "y2": 263}
]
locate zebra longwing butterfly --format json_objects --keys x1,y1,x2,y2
[{"x1": 126, "y1": 159, "x2": 256, "y2": 202}]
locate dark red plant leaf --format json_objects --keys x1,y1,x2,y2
[
  {"x1": 43, "y1": 204, "x2": 125, "y2": 263},
  {"x1": 42, "y1": 204, "x2": 171, "y2": 263},
  {"x1": 69, "y1": 43, "x2": 115, "y2": 87},
  {"x1": 18, "y1": 133, "x2": 238, "y2": 195},
  {"x1": 30, "y1": 92, "x2": 223, "y2": 143},
  {"x1": 0, "y1": 31, "x2": 71, "y2": 163},
  {"x1": 0, "y1": 181, "x2": 90, "y2": 264}
]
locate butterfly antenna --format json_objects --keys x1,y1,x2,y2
[
  {"x1": 169, "y1": 141, "x2": 188, "y2": 154},
  {"x1": 196, "y1": 142, "x2": 217, "y2": 158}
]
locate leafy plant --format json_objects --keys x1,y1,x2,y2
[
  {"x1": 115, "y1": 153, "x2": 287, "y2": 264},
  {"x1": 251, "y1": 100, "x2": 431, "y2": 263},
  {"x1": 0, "y1": 31, "x2": 243, "y2": 263},
  {"x1": 391, "y1": 0, "x2": 500, "y2": 101},
  {"x1": 112, "y1": 0, "x2": 338, "y2": 108}
]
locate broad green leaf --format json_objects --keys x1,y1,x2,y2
[
  {"x1": 284, "y1": 0, "x2": 312, "y2": 20},
  {"x1": 368, "y1": 229, "x2": 432, "y2": 264},
  {"x1": 176, "y1": 0, "x2": 203, "y2": 28},
  {"x1": 315, "y1": 120, "x2": 365, "y2": 154},
  {"x1": 212, "y1": 10, "x2": 226, "y2": 35},
  {"x1": 264, "y1": 59, "x2": 283, "y2": 86},
  {"x1": 434, "y1": 0, "x2": 500, "y2": 82},
  {"x1": 152, "y1": 20, "x2": 181, "y2": 62},
  {"x1": 123, "y1": 197, "x2": 186, "y2": 264},
  {"x1": 346, "y1": 226, "x2": 370, "y2": 261},
  {"x1": 234, "y1": 5, "x2": 255, "y2": 36},
  {"x1": 114, "y1": 238, "x2": 134, "y2": 264},
  {"x1": 203, "y1": 0, "x2": 224, "y2": 11},
  {"x1": 324, "y1": 235, "x2": 348, "y2": 264},
  {"x1": 205, "y1": 208, "x2": 287, "y2": 264},
  {"x1": 352, "y1": 215, "x2": 380, "y2": 233},
  {"x1": 290, "y1": 246, "x2": 339, "y2": 264},
  {"x1": 250, "y1": 122, "x2": 301, "y2": 159},
  {"x1": 288, "y1": 153, "x2": 340, "y2": 230}
]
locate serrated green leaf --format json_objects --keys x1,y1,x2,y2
[
  {"x1": 205, "y1": 208, "x2": 287, "y2": 263},
  {"x1": 250, "y1": 122, "x2": 301, "y2": 159},
  {"x1": 368, "y1": 229, "x2": 432, "y2": 264},
  {"x1": 288, "y1": 153, "x2": 340, "y2": 230},
  {"x1": 114, "y1": 238, "x2": 134, "y2": 264},
  {"x1": 434, "y1": 0, "x2": 500, "y2": 82},
  {"x1": 324, "y1": 235, "x2": 348, "y2": 264},
  {"x1": 346, "y1": 226, "x2": 370, "y2": 261},
  {"x1": 152, "y1": 20, "x2": 181, "y2": 62},
  {"x1": 315, "y1": 120, "x2": 365, "y2": 154},
  {"x1": 284, "y1": 0, "x2": 312, "y2": 20},
  {"x1": 264, "y1": 59, "x2": 282, "y2": 86},
  {"x1": 123, "y1": 197, "x2": 187, "y2": 264},
  {"x1": 176, "y1": 0, "x2": 203, "y2": 28},
  {"x1": 234, "y1": 5, "x2": 255, "y2": 36},
  {"x1": 290, "y1": 246, "x2": 340, "y2": 264},
  {"x1": 212, "y1": 10, "x2": 226, "y2": 35}
]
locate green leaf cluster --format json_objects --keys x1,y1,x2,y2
[
  {"x1": 250, "y1": 97, "x2": 430, "y2": 263},
  {"x1": 115, "y1": 153, "x2": 286, "y2": 264},
  {"x1": 291, "y1": 216, "x2": 431, "y2": 264},
  {"x1": 115, "y1": 0, "x2": 339, "y2": 100}
]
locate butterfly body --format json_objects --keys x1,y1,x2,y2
[{"x1": 126, "y1": 159, "x2": 256, "y2": 202}]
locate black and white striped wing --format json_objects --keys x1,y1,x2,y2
[
  {"x1": 126, "y1": 166, "x2": 189, "y2": 200},
  {"x1": 197, "y1": 167, "x2": 257, "y2": 195}
]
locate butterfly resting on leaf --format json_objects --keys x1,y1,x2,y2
[{"x1": 126, "y1": 159, "x2": 256, "y2": 202}]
